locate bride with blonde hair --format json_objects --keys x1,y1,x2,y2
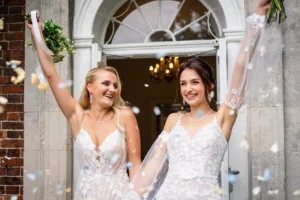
[{"x1": 27, "y1": 16, "x2": 141, "y2": 200}]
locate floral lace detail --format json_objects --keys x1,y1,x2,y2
[
  {"x1": 74, "y1": 129, "x2": 129, "y2": 200},
  {"x1": 154, "y1": 117, "x2": 227, "y2": 200}
]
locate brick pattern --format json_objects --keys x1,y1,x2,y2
[{"x1": 0, "y1": 0, "x2": 25, "y2": 199}]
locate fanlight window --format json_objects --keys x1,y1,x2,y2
[{"x1": 104, "y1": 0, "x2": 219, "y2": 44}]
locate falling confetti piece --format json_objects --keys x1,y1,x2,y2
[
  {"x1": 156, "y1": 52, "x2": 167, "y2": 60},
  {"x1": 271, "y1": 143, "x2": 278, "y2": 153},
  {"x1": 267, "y1": 67, "x2": 273, "y2": 73},
  {"x1": 244, "y1": 47, "x2": 249, "y2": 52},
  {"x1": 231, "y1": 88, "x2": 238, "y2": 95},
  {"x1": 38, "y1": 82, "x2": 49, "y2": 91},
  {"x1": 257, "y1": 176, "x2": 265, "y2": 181},
  {"x1": 153, "y1": 106, "x2": 161, "y2": 115},
  {"x1": 268, "y1": 189, "x2": 278, "y2": 195},
  {"x1": 229, "y1": 109, "x2": 235, "y2": 116},
  {"x1": 126, "y1": 162, "x2": 134, "y2": 169},
  {"x1": 209, "y1": 91, "x2": 215, "y2": 98},
  {"x1": 264, "y1": 168, "x2": 271, "y2": 181},
  {"x1": 0, "y1": 97, "x2": 8, "y2": 105},
  {"x1": 10, "y1": 196, "x2": 17, "y2": 200},
  {"x1": 31, "y1": 73, "x2": 39, "y2": 86},
  {"x1": 65, "y1": 187, "x2": 71, "y2": 193},
  {"x1": 293, "y1": 190, "x2": 300, "y2": 196},
  {"x1": 32, "y1": 187, "x2": 38, "y2": 193},
  {"x1": 253, "y1": 186, "x2": 261, "y2": 195},
  {"x1": 273, "y1": 87, "x2": 278, "y2": 94},
  {"x1": 0, "y1": 19, "x2": 3, "y2": 30},
  {"x1": 132, "y1": 106, "x2": 140, "y2": 114},
  {"x1": 58, "y1": 80, "x2": 73, "y2": 89},
  {"x1": 128, "y1": 183, "x2": 134, "y2": 189},
  {"x1": 10, "y1": 60, "x2": 22, "y2": 65},
  {"x1": 26, "y1": 173, "x2": 36, "y2": 181},
  {"x1": 228, "y1": 174, "x2": 238, "y2": 183},
  {"x1": 55, "y1": 184, "x2": 63, "y2": 195},
  {"x1": 4, "y1": 156, "x2": 11, "y2": 160},
  {"x1": 247, "y1": 63, "x2": 253, "y2": 70},
  {"x1": 141, "y1": 172, "x2": 146, "y2": 177},
  {"x1": 240, "y1": 133, "x2": 249, "y2": 151},
  {"x1": 196, "y1": 110, "x2": 204, "y2": 117},
  {"x1": 11, "y1": 67, "x2": 25, "y2": 84},
  {"x1": 212, "y1": 186, "x2": 224, "y2": 195},
  {"x1": 144, "y1": 84, "x2": 149, "y2": 87},
  {"x1": 111, "y1": 153, "x2": 120, "y2": 164}
]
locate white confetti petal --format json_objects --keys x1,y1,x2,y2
[
  {"x1": 141, "y1": 171, "x2": 146, "y2": 177},
  {"x1": 126, "y1": 162, "x2": 134, "y2": 169},
  {"x1": 144, "y1": 84, "x2": 149, "y2": 87},
  {"x1": 58, "y1": 80, "x2": 73, "y2": 89},
  {"x1": 65, "y1": 187, "x2": 71, "y2": 193},
  {"x1": 32, "y1": 187, "x2": 38, "y2": 193},
  {"x1": 268, "y1": 189, "x2": 278, "y2": 195},
  {"x1": 0, "y1": 96, "x2": 8, "y2": 105},
  {"x1": 10, "y1": 196, "x2": 18, "y2": 200},
  {"x1": 153, "y1": 106, "x2": 161, "y2": 115},
  {"x1": 293, "y1": 189, "x2": 300, "y2": 196},
  {"x1": 229, "y1": 109, "x2": 235, "y2": 116},
  {"x1": 26, "y1": 173, "x2": 36, "y2": 181},
  {"x1": 132, "y1": 106, "x2": 140, "y2": 114},
  {"x1": 212, "y1": 186, "x2": 224, "y2": 195},
  {"x1": 247, "y1": 63, "x2": 253, "y2": 70},
  {"x1": 273, "y1": 87, "x2": 278, "y2": 94},
  {"x1": 271, "y1": 143, "x2": 278, "y2": 153},
  {"x1": 253, "y1": 186, "x2": 261, "y2": 195},
  {"x1": 264, "y1": 168, "x2": 271, "y2": 181}
]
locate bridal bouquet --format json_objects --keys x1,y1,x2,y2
[
  {"x1": 266, "y1": 0, "x2": 287, "y2": 23},
  {"x1": 25, "y1": 13, "x2": 75, "y2": 63}
]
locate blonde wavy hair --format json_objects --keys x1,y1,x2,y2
[{"x1": 78, "y1": 66, "x2": 126, "y2": 132}]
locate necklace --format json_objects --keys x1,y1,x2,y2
[
  {"x1": 188, "y1": 109, "x2": 213, "y2": 123},
  {"x1": 90, "y1": 110, "x2": 110, "y2": 124}
]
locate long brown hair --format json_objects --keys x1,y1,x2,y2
[
  {"x1": 178, "y1": 58, "x2": 217, "y2": 111},
  {"x1": 78, "y1": 66, "x2": 126, "y2": 131}
]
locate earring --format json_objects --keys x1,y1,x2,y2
[
  {"x1": 89, "y1": 92, "x2": 93, "y2": 104},
  {"x1": 183, "y1": 100, "x2": 186, "y2": 105},
  {"x1": 208, "y1": 96, "x2": 212, "y2": 103}
]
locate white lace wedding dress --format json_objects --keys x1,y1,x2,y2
[
  {"x1": 74, "y1": 116, "x2": 129, "y2": 200},
  {"x1": 123, "y1": 12, "x2": 283, "y2": 200}
]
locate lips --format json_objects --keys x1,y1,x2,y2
[{"x1": 185, "y1": 94, "x2": 197, "y2": 100}]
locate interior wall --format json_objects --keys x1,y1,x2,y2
[{"x1": 108, "y1": 56, "x2": 216, "y2": 156}]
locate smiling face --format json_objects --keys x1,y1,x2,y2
[
  {"x1": 180, "y1": 68, "x2": 207, "y2": 107},
  {"x1": 87, "y1": 70, "x2": 119, "y2": 108}
]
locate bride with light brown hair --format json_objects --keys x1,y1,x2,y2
[{"x1": 27, "y1": 16, "x2": 142, "y2": 200}]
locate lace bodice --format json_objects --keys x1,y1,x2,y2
[
  {"x1": 74, "y1": 127, "x2": 129, "y2": 200},
  {"x1": 166, "y1": 116, "x2": 227, "y2": 180}
]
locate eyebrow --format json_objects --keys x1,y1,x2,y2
[{"x1": 180, "y1": 78, "x2": 201, "y2": 83}]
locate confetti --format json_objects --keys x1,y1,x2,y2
[
  {"x1": 153, "y1": 106, "x2": 161, "y2": 115},
  {"x1": 26, "y1": 173, "x2": 36, "y2": 181},
  {"x1": 209, "y1": 91, "x2": 215, "y2": 98},
  {"x1": 212, "y1": 186, "x2": 224, "y2": 195},
  {"x1": 4, "y1": 156, "x2": 11, "y2": 160},
  {"x1": 156, "y1": 52, "x2": 167, "y2": 60},
  {"x1": 65, "y1": 187, "x2": 71, "y2": 193},
  {"x1": 55, "y1": 184, "x2": 63, "y2": 195},
  {"x1": 111, "y1": 153, "x2": 120, "y2": 164},
  {"x1": 293, "y1": 190, "x2": 300, "y2": 196},
  {"x1": 128, "y1": 183, "x2": 134, "y2": 189},
  {"x1": 11, "y1": 67, "x2": 25, "y2": 84},
  {"x1": 144, "y1": 84, "x2": 149, "y2": 87},
  {"x1": 132, "y1": 106, "x2": 140, "y2": 114},
  {"x1": 267, "y1": 67, "x2": 273, "y2": 73},
  {"x1": 141, "y1": 171, "x2": 146, "y2": 177},
  {"x1": 31, "y1": 73, "x2": 39, "y2": 86},
  {"x1": 38, "y1": 82, "x2": 49, "y2": 91},
  {"x1": 228, "y1": 174, "x2": 238, "y2": 183},
  {"x1": 247, "y1": 63, "x2": 253, "y2": 70},
  {"x1": 229, "y1": 109, "x2": 235, "y2": 116},
  {"x1": 0, "y1": 96, "x2": 8, "y2": 105},
  {"x1": 10, "y1": 196, "x2": 17, "y2": 200},
  {"x1": 257, "y1": 176, "x2": 265, "y2": 181},
  {"x1": 268, "y1": 189, "x2": 278, "y2": 195},
  {"x1": 271, "y1": 143, "x2": 278, "y2": 153},
  {"x1": 264, "y1": 168, "x2": 271, "y2": 181},
  {"x1": 253, "y1": 186, "x2": 261, "y2": 195},
  {"x1": 32, "y1": 187, "x2": 38, "y2": 193},
  {"x1": 58, "y1": 80, "x2": 73, "y2": 89},
  {"x1": 273, "y1": 87, "x2": 278, "y2": 94},
  {"x1": 126, "y1": 162, "x2": 134, "y2": 169},
  {"x1": 231, "y1": 88, "x2": 238, "y2": 95},
  {"x1": 0, "y1": 19, "x2": 3, "y2": 30}
]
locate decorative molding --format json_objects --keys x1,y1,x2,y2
[{"x1": 73, "y1": 35, "x2": 95, "y2": 48}]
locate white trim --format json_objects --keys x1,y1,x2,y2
[
  {"x1": 103, "y1": 40, "x2": 217, "y2": 58},
  {"x1": 145, "y1": 29, "x2": 176, "y2": 43},
  {"x1": 223, "y1": 28, "x2": 245, "y2": 42},
  {"x1": 73, "y1": 35, "x2": 94, "y2": 48}
]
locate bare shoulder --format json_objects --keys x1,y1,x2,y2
[
  {"x1": 119, "y1": 107, "x2": 136, "y2": 124},
  {"x1": 163, "y1": 112, "x2": 181, "y2": 133}
]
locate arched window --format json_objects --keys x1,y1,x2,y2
[{"x1": 104, "y1": 0, "x2": 219, "y2": 45}]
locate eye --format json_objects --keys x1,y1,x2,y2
[
  {"x1": 192, "y1": 80, "x2": 199, "y2": 84},
  {"x1": 180, "y1": 82, "x2": 186, "y2": 86},
  {"x1": 113, "y1": 84, "x2": 118, "y2": 89},
  {"x1": 102, "y1": 81, "x2": 109, "y2": 86}
]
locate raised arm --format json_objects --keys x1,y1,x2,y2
[
  {"x1": 218, "y1": 0, "x2": 277, "y2": 139},
  {"x1": 27, "y1": 16, "x2": 82, "y2": 132}
]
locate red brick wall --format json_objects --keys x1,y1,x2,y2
[{"x1": 0, "y1": 0, "x2": 25, "y2": 199}]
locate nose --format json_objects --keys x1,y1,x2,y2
[
  {"x1": 186, "y1": 83, "x2": 192, "y2": 92},
  {"x1": 108, "y1": 84, "x2": 116, "y2": 92}
]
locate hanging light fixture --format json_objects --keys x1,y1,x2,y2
[{"x1": 149, "y1": 57, "x2": 180, "y2": 83}]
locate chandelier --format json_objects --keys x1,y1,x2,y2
[{"x1": 149, "y1": 57, "x2": 180, "y2": 83}]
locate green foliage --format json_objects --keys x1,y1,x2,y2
[
  {"x1": 266, "y1": 0, "x2": 287, "y2": 24},
  {"x1": 25, "y1": 14, "x2": 75, "y2": 63}
]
